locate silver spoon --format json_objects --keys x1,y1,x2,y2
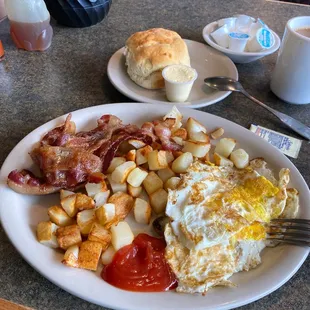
[{"x1": 204, "y1": 76, "x2": 310, "y2": 141}]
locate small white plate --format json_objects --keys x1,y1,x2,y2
[
  {"x1": 107, "y1": 40, "x2": 238, "y2": 108},
  {"x1": 0, "y1": 103, "x2": 309, "y2": 310}
]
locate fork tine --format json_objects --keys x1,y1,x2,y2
[
  {"x1": 267, "y1": 238, "x2": 310, "y2": 247},
  {"x1": 269, "y1": 225, "x2": 310, "y2": 232},
  {"x1": 271, "y1": 218, "x2": 310, "y2": 225},
  {"x1": 268, "y1": 231, "x2": 310, "y2": 239}
]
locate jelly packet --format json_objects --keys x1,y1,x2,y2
[{"x1": 249, "y1": 124, "x2": 302, "y2": 159}]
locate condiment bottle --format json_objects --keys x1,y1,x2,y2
[{"x1": 4, "y1": 0, "x2": 53, "y2": 51}]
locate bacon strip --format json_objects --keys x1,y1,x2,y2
[
  {"x1": 7, "y1": 114, "x2": 153, "y2": 195},
  {"x1": 7, "y1": 170, "x2": 62, "y2": 195}
]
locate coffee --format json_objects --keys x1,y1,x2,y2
[{"x1": 296, "y1": 27, "x2": 310, "y2": 38}]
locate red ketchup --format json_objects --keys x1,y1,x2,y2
[{"x1": 101, "y1": 234, "x2": 177, "y2": 292}]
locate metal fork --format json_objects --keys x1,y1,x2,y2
[{"x1": 267, "y1": 218, "x2": 310, "y2": 247}]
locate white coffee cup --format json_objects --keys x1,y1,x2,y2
[{"x1": 270, "y1": 16, "x2": 310, "y2": 105}]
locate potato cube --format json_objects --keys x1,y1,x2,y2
[
  {"x1": 60, "y1": 189, "x2": 75, "y2": 200},
  {"x1": 111, "y1": 221, "x2": 134, "y2": 251},
  {"x1": 88, "y1": 172, "x2": 106, "y2": 183},
  {"x1": 148, "y1": 150, "x2": 168, "y2": 170},
  {"x1": 95, "y1": 203, "x2": 116, "y2": 226},
  {"x1": 143, "y1": 171, "x2": 164, "y2": 195},
  {"x1": 101, "y1": 246, "x2": 116, "y2": 265},
  {"x1": 210, "y1": 127, "x2": 224, "y2": 140},
  {"x1": 88, "y1": 223, "x2": 111, "y2": 250},
  {"x1": 172, "y1": 128, "x2": 187, "y2": 140},
  {"x1": 75, "y1": 193, "x2": 95, "y2": 211},
  {"x1": 78, "y1": 241, "x2": 102, "y2": 271},
  {"x1": 48, "y1": 206, "x2": 75, "y2": 227},
  {"x1": 108, "y1": 192, "x2": 134, "y2": 223},
  {"x1": 94, "y1": 190, "x2": 110, "y2": 207},
  {"x1": 126, "y1": 150, "x2": 136, "y2": 162},
  {"x1": 111, "y1": 161, "x2": 136, "y2": 184},
  {"x1": 62, "y1": 245, "x2": 79, "y2": 268},
  {"x1": 214, "y1": 153, "x2": 234, "y2": 167},
  {"x1": 189, "y1": 131, "x2": 210, "y2": 143},
  {"x1": 118, "y1": 141, "x2": 135, "y2": 154},
  {"x1": 165, "y1": 151, "x2": 174, "y2": 164},
  {"x1": 163, "y1": 105, "x2": 183, "y2": 129},
  {"x1": 61, "y1": 194, "x2": 77, "y2": 217},
  {"x1": 107, "y1": 157, "x2": 126, "y2": 174},
  {"x1": 214, "y1": 138, "x2": 236, "y2": 158},
  {"x1": 230, "y1": 149, "x2": 249, "y2": 169},
  {"x1": 164, "y1": 177, "x2": 181, "y2": 191},
  {"x1": 157, "y1": 167, "x2": 176, "y2": 183},
  {"x1": 127, "y1": 184, "x2": 142, "y2": 197},
  {"x1": 138, "y1": 189, "x2": 150, "y2": 203},
  {"x1": 128, "y1": 139, "x2": 146, "y2": 149},
  {"x1": 186, "y1": 117, "x2": 207, "y2": 137},
  {"x1": 56, "y1": 224, "x2": 82, "y2": 250},
  {"x1": 107, "y1": 175, "x2": 127, "y2": 193},
  {"x1": 149, "y1": 189, "x2": 168, "y2": 214},
  {"x1": 173, "y1": 151, "x2": 184, "y2": 158},
  {"x1": 133, "y1": 198, "x2": 152, "y2": 225},
  {"x1": 171, "y1": 136, "x2": 184, "y2": 146},
  {"x1": 85, "y1": 181, "x2": 107, "y2": 198},
  {"x1": 151, "y1": 141, "x2": 162, "y2": 150},
  {"x1": 127, "y1": 167, "x2": 148, "y2": 187},
  {"x1": 76, "y1": 209, "x2": 96, "y2": 235},
  {"x1": 136, "y1": 145, "x2": 153, "y2": 165},
  {"x1": 171, "y1": 152, "x2": 193, "y2": 173},
  {"x1": 36, "y1": 221, "x2": 59, "y2": 248},
  {"x1": 182, "y1": 140, "x2": 211, "y2": 158}
]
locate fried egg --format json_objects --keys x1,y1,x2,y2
[{"x1": 164, "y1": 159, "x2": 299, "y2": 294}]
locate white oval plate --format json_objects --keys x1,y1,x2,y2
[
  {"x1": 0, "y1": 103, "x2": 309, "y2": 310},
  {"x1": 107, "y1": 40, "x2": 238, "y2": 108}
]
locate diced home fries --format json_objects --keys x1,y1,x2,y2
[{"x1": 36, "y1": 106, "x2": 251, "y2": 274}]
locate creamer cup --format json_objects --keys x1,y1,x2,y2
[
  {"x1": 228, "y1": 32, "x2": 249, "y2": 52},
  {"x1": 162, "y1": 65, "x2": 198, "y2": 103},
  {"x1": 235, "y1": 14, "x2": 253, "y2": 33},
  {"x1": 247, "y1": 28, "x2": 274, "y2": 52},
  {"x1": 218, "y1": 17, "x2": 236, "y2": 31},
  {"x1": 211, "y1": 24, "x2": 229, "y2": 48}
]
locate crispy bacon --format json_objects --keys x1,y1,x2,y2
[
  {"x1": 30, "y1": 146, "x2": 102, "y2": 188},
  {"x1": 7, "y1": 170, "x2": 62, "y2": 195},
  {"x1": 41, "y1": 114, "x2": 76, "y2": 146},
  {"x1": 153, "y1": 121, "x2": 182, "y2": 152},
  {"x1": 7, "y1": 114, "x2": 153, "y2": 195}
]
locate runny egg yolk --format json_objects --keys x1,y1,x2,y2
[
  {"x1": 224, "y1": 176, "x2": 279, "y2": 223},
  {"x1": 233, "y1": 222, "x2": 267, "y2": 241}
]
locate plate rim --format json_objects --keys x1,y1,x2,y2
[
  {"x1": 0, "y1": 103, "x2": 309, "y2": 310},
  {"x1": 107, "y1": 39, "x2": 239, "y2": 108}
]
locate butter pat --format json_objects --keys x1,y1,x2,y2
[
  {"x1": 162, "y1": 64, "x2": 197, "y2": 102},
  {"x1": 250, "y1": 124, "x2": 302, "y2": 158}
]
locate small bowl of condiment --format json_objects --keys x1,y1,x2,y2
[
  {"x1": 202, "y1": 15, "x2": 281, "y2": 63},
  {"x1": 162, "y1": 64, "x2": 198, "y2": 103}
]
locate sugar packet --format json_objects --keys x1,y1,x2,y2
[{"x1": 249, "y1": 124, "x2": 302, "y2": 158}]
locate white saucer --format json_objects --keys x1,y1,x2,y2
[{"x1": 107, "y1": 40, "x2": 238, "y2": 108}]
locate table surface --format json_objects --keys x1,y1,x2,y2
[{"x1": 0, "y1": 0, "x2": 309, "y2": 309}]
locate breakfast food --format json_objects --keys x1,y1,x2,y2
[
  {"x1": 13, "y1": 107, "x2": 299, "y2": 294},
  {"x1": 125, "y1": 28, "x2": 191, "y2": 89}
]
